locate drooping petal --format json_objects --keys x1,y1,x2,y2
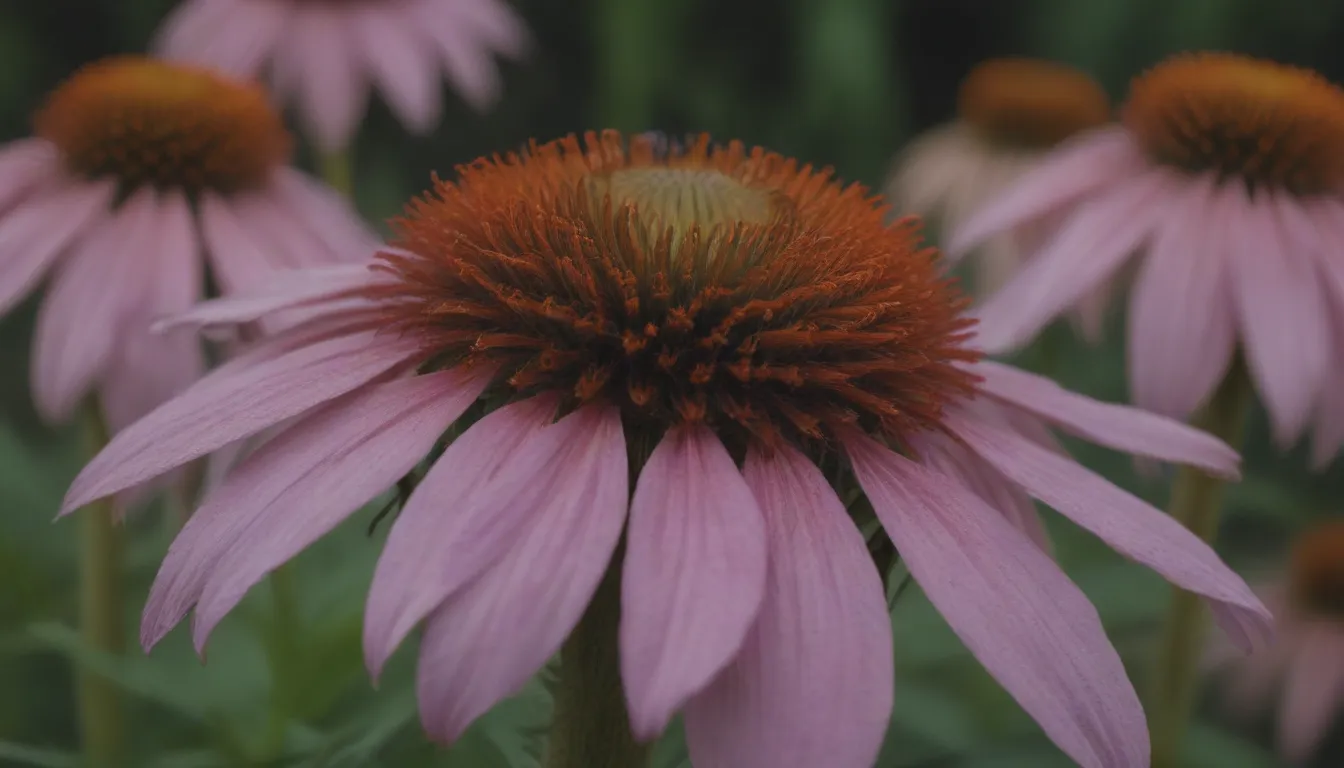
[
  {"x1": 157, "y1": 0, "x2": 288, "y2": 77},
  {"x1": 843, "y1": 431, "x2": 1147, "y2": 768},
  {"x1": 0, "y1": 178, "x2": 116, "y2": 317},
  {"x1": 415, "y1": 406, "x2": 628, "y2": 743},
  {"x1": 971, "y1": 168, "x2": 1178, "y2": 354},
  {"x1": 947, "y1": 127, "x2": 1142, "y2": 257},
  {"x1": 363, "y1": 395, "x2": 567, "y2": 677},
  {"x1": 290, "y1": 5, "x2": 368, "y2": 152},
  {"x1": 886, "y1": 124, "x2": 984, "y2": 224},
  {"x1": 456, "y1": 0, "x2": 531, "y2": 59},
  {"x1": 157, "y1": 263, "x2": 382, "y2": 332},
  {"x1": 411, "y1": 0, "x2": 502, "y2": 110},
  {"x1": 62, "y1": 330, "x2": 420, "y2": 514},
  {"x1": 0, "y1": 138, "x2": 61, "y2": 213},
  {"x1": 1310, "y1": 327, "x2": 1344, "y2": 468},
  {"x1": 620, "y1": 425, "x2": 767, "y2": 740},
  {"x1": 268, "y1": 167, "x2": 380, "y2": 260},
  {"x1": 196, "y1": 191, "x2": 284, "y2": 292},
  {"x1": 139, "y1": 369, "x2": 480, "y2": 650},
  {"x1": 1278, "y1": 625, "x2": 1344, "y2": 764},
  {"x1": 350, "y1": 6, "x2": 441, "y2": 134},
  {"x1": 31, "y1": 187, "x2": 158, "y2": 423},
  {"x1": 1125, "y1": 173, "x2": 1238, "y2": 420},
  {"x1": 947, "y1": 413, "x2": 1272, "y2": 651},
  {"x1": 971, "y1": 360, "x2": 1241, "y2": 478},
  {"x1": 1229, "y1": 188, "x2": 1330, "y2": 447},
  {"x1": 682, "y1": 443, "x2": 892, "y2": 768}
]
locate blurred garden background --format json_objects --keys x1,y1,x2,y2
[{"x1": 3, "y1": 0, "x2": 1344, "y2": 765}]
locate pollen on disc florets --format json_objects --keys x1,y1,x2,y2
[
  {"x1": 35, "y1": 56, "x2": 291, "y2": 195},
  {"x1": 1123, "y1": 53, "x2": 1344, "y2": 195},
  {"x1": 1289, "y1": 520, "x2": 1344, "y2": 619},
  {"x1": 958, "y1": 58, "x2": 1112, "y2": 149},
  {"x1": 366, "y1": 131, "x2": 980, "y2": 451}
]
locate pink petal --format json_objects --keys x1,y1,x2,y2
[
  {"x1": 682, "y1": 443, "x2": 892, "y2": 768},
  {"x1": 157, "y1": 263, "x2": 382, "y2": 332},
  {"x1": 62, "y1": 330, "x2": 421, "y2": 514},
  {"x1": 363, "y1": 395, "x2": 564, "y2": 678},
  {"x1": 415, "y1": 406, "x2": 629, "y2": 742},
  {"x1": 1229, "y1": 188, "x2": 1330, "y2": 447},
  {"x1": 455, "y1": 0, "x2": 531, "y2": 59},
  {"x1": 268, "y1": 168, "x2": 380, "y2": 261},
  {"x1": 411, "y1": 0, "x2": 502, "y2": 111},
  {"x1": 971, "y1": 360, "x2": 1241, "y2": 478},
  {"x1": 140, "y1": 369, "x2": 478, "y2": 650},
  {"x1": 911, "y1": 430, "x2": 1052, "y2": 552},
  {"x1": 947, "y1": 128, "x2": 1142, "y2": 257},
  {"x1": 159, "y1": 0, "x2": 288, "y2": 77},
  {"x1": 1126, "y1": 174, "x2": 1236, "y2": 420},
  {"x1": 971, "y1": 168, "x2": 1178, "y2": 354},
  {"x1": 31, "y1": 187, "x2": 159, "y2": 423},
  {"x1": 0, "y1": 178, "x2": 116, "y2": 316},
  {"x1": 946, "y1": 413, "x2": 1272, "y2": 651},
  {"x1": 843, "y1": 431, "x2": 1147, "y2": 768},
  {"x1": 228, "y1": 192, "x2": 334, "y2": 270},
  {"x1": 197, "y1": 191, "x2": 285, "y2": 293},
  {"x1": 620, "y1": 425, "x2": 767, "y2": 739},
  {"x1": 1311, "y1": 332, "x2": 1344, "y2": 468},
  {"x1": 350, "y1": 7, "x2": 442, "y2": 134},
  {"x1": 0, "y1": 138, "x2": 61, "y2": 212},
  {"x1": 1278, "y1": 625, "x2": 1344, "y2": 763},
  {"x1": 290, "y1": 6, "x2": 368, "y2": 152}
]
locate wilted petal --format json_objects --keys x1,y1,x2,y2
[
  {"x1": 683, "y1": 443, "x2": 892, "y2": 768},
  {"x1": 844, "y1": 431, "x2": 1147, "y2": 768},
  {"x1": 620, "y1": 425, "x2": 767, "y2": 739}
]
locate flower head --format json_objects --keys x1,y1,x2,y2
[
  {"x1": 65, "y1": 131, "x2": 1270, "y2": 768},
  {"x1": 1213, "y1": 520, "x2": 1344, "y2": 763},
  {"x1": 887, "y1": 58, "x2": 1112, "y2": 336},
  {"x1": 0, "y1": 56, "x2": 372, "y2": 443},
  {"x1": 153, "y1": 0, "x2": 531, "y2": 152},
  {"x1": 953, "y1": 53, "x2": 1344, "y2": 464}
]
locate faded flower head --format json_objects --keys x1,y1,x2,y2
[
  {"x1": 153, "y1": 0, "x2": 531, "y2": 152},
  {"x1": 65, "y1": 131, "x2": 1270, "y2": 768},
  {"x1": 888, "y1": 58, "x2": 1112, "y2": 336},
  {"x1": 954, "y1": 53, "x2": 1344, "y2": 465},
  {"x1": 0, "y1": 56, "x2": 371, "y2": 458},
  {"x1": 1212, "y1": 520, "x2": 1344, "y2": 763}
]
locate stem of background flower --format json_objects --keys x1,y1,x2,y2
[
  {"x1": 1148, "y1": 364, "x2": 1252, "y2": 768},
  {"x1": 319, "y1": 149, "x2": 354, "y2": 199},
  {"x1": 262, "y1": 565, "x2": 302, "y2": 757},
  {"x1": 76, "y1": 402, "x2": 125, "y2": 768},
  {"x1": 546, "y1": 552, "x2": 649, "y2": 768}
]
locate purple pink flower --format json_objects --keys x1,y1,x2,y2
[
  {"x1": 951, "y1": 53, "x2": 1344, "y2": 465},
  {"x1": 154, "y1": 0, "x2": 530, "y2": 152},
  {"x1": 64, "y1": 132, "x2": 1270, "y2": 768}
]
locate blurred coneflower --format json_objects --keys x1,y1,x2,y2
[
  {"x1": 887, "y1": 58, "x2": 1113, "y2": 338},
  {"x1": 1212, "y1": 520, "x2": 1344, "y2": 764},
  {"x1": 953, "y1": 53, "x2": 1344, "y2": 463},
  {"x1": 153, "y1": 0, "x2": 530, "y2": 154},
  {"x1": 63, "y1": 131, "x2": 1271, "y2": 768}
]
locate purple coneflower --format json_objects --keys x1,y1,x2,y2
[
  {"x1": 154, "y1": 0, "x2": 530, "y2": 152},
  {"x1": 64, "y1": 131, "x2": 1269, "y2": 768},
  {"x1": 952, "y1": 53, "x2": 1344, "y2": 464},
  {"x1": 887, "y1": 58, "x2": 1113, "y2": 338},
  {"x1": 0, "y1": 56, "x2": 372, "y2": 436},
  {"x1": 1212, "y1": 520, "x2": 1344, "y2": 764}
]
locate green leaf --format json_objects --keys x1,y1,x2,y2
[{"x1": 0, "y1": 742, "x2": 78, "y2": 768}]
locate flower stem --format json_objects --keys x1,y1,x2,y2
[
  {"x1": 76, "y1": 404, "x2": 125, "y2": 768},
  {"x1": 1148, "y1": 364, "x2": 1252, "y2": 768},
  {"x1": 546, "y1": 555, "x2": 649, "y2": 768},
  {"x1": 318, "y1": 149, "x2": 354, "y2": 199}
]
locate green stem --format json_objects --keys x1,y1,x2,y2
[
  {"x1": 546, "y1": 555, "x2": 649, "y2": 768},
  {"x1": 1148, "y1": 364, "x2": 1253, "y2": 768},
  {"x1": 76, "y1": 404, "x2": 125, "y2": 768},
  {"x1": 318, "y1": 149, "x2": 354, "y2": 199},
  {"x1": 262, "y1": 565, "x2": 302, "y2": 757}
]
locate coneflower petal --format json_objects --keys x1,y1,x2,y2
[
  {"x1": 620, "y1": 425, "x2": 767, "y2": 740},
  {"x1": 844, "y1": 430, "x2": 1147, "y2": 768},
  {"x1": 0, "y1": 138, "x2": 60, "y2": 212},
  {"x1": 196, "y1": 191, "x2": 282, "y2": 293},
  {"x1": 270, "y1": 167, "x2": 380, "y2": 259},
  {"x1": 972, "y1": 360, "x2": 1241, "y2": 478},
  {"x1": 414, "y1": 0, "x2": 501, "y2": 111},
  {"x1": 157, "y1": 262, "x2": 380, "y2": 332},
  {"x1": 971, "y1": 167, "x2": 1177, "y2": 354},
  {"x1": 1277, "y1": 626, "x2": 1344, "y2": 763},
  {"x1": 363, "y1": 395, "x2": 565, "y2": 678},
  {"x1": 947, "y1": 127, "x2": 1140, "y2": 258},
  {"x1": 32, "y1": 187, "x2": 159, "y2": 423},
  {"x1": 351, "y1": 7, "x2": 441, "y2": 134},
  {"x1": 61, "y1": 330, "x2": 420, "y2": 514},
  {"x1": 138, "y1": 369, "x2": 480, "y2": 651},
  {"x1": 291, "y1": 6, "x2": 367, "y2": 153},
  {"x1": 947, "y1": 414, "x2": 1273, "y2": 651},
  {"x1": 415, "y1": 406, "x2": 628, "y2": 743},
  {"x1": 1229, "y1": 187, "x2": 1330, "y2": 447},
  {"x1": 0, "y1": 177, "x2": 115, "y2": 317},
  {"x1": 1126, "y1": 172, "x2": 1235, "y2": 421},
  {"x1": 683, "y1": 443, "x2": 892, "y2": 768}
]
